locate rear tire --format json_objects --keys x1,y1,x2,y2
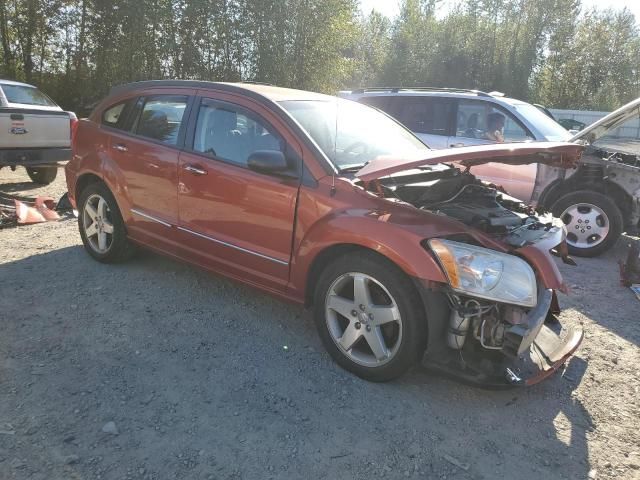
[
  {"x1": 313, "y1": 251, "x2": 427, "y2": 382},
  {"x1": 78, "y1": 182, "x2": 135, "y2": 263},
  {"x1": 551, "y1": 190, "x2": 623, "y2": 257},
  {"x1": 26, "y1": 166, "x2": 58, "y2": 185}
]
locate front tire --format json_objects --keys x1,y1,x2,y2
[
  {"x1": 551, "y1": 190, "x2": 623, "y2": 257},
  {"x1": 78, "y1": 182, "x2": 135, "y2": 263},
  {"x1": 26, "y1": 166, "x2": 58, "y2": 184},
  {"x1": 313, "y1": 251, "x2": 426, "y2": 382}
]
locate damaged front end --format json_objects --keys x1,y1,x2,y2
[
  {"x1": 425, "y1": 285, "x2": 583, "y2": 387},
  {"x1": 422, "y1": 235, "x2": 583, "y2": 387},
  {"x1": 355, "y1": 143, "x2": 585, "y2": 387}
]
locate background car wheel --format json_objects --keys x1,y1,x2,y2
[
  {"x1": 26, "y1": 166, "x2": 58, "y2": 185},
  {"x1": 78, "y1": 182, "x2": 135, "y2": 263},
  {"x1": 551, "y1": 190, "x2": 623, "y2": 257},
  {"x1": 313, "y1": 251, "x2": 427, "y2": 382}
]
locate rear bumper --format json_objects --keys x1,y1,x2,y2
[{"x1": 0, "y1": 147, "x2": 71, "y2": 167}]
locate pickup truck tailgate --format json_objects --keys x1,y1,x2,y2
[{"x1": 0, "y1": 109, "x2": 70, "y2": 148}]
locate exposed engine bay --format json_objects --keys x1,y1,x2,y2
[
  {"x1": 358, "y1": 163, "x2": 582, "y2": 386},
  {"x1": 362, "y1": 163, "x2": 563, "y2": 248}
]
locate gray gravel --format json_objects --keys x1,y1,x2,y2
[{"x1": 1, "y1": 166, "x2": 639, "y2": 480}]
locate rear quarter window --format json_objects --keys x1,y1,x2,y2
[{"x1": 102, "y1": 102, "x2": 128, "y2": 127}]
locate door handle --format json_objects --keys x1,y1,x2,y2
[
  {"x1": 183, "y1": 164, "x2": 207, "y2": 176},
  {"x1": 112, "y1": 143, "x2": 128, "y2": 152},
  {"x1": 450, "y1": 143, "x2": 465, "y2": 148}
]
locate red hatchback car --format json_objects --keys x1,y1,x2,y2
[{"x1": 66, "y1": 81, "x2": 583, "y2": 386}]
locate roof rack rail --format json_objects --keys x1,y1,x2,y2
[
  {"x1": 349, "y1": 86, "x2": 493, "y2": 97},
  {"x1": 239, "y1": 81, "x2": 273, "y2": 86}
]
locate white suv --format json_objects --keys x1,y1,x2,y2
[{"x1": 338, "y1": 87, "x2": 571, "y2": 149}]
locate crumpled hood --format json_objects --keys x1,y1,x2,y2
[{"x1": 356, "y1": 142, "x2": 584, "y2": 182}]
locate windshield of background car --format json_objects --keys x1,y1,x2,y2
[
  {"x1": 590, "y1": 106, "x2": 640, "y2": 156},
  {"x1": 512, "y1": 103, "x2": 572, "y2": 141},
  {"x1": 1, "y1": 84, "x2": 58, "y2": 107},
  {"x1": 279, "y1": 99, "x2": 431, "y2": 171}
]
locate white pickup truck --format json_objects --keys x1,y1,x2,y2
[{"x1": 0, "y1": 79, "x2": 76, "y2": 184}]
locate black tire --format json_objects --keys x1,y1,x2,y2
[
  {"x1": 26, "y1": 166, "x2": 58, "y2": 184},
  {"x1": 313, "y1": 251, "x2": 427, "y2": 382},
  {"x1": 77, "y1": 182, "x2": 135, "y2": 263},
  {"x1": 551, "y1": 190, "x2": 623, "y2": 257}
]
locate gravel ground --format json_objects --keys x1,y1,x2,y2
[{"x1": 1, "y1": 166, "x2": 639, "y2": 480}]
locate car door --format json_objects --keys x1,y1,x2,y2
[
  {"x1": 176, "y1": 94, "x2": 301, "y2": 291},
  {"x1": 453, "y1": 99, "x2": 537, "y2": 201},
  {"x1": 106, "y1": 92, "x2": 192, "y2": 242}
]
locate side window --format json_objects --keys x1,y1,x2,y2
[
  {"x1": 358, "y1": 96, "x2": 391, "y2": 112},
  {"x1": 390, "y1": 97, "x2": 452, "y2": 136},
  {"x1": 102, "y1": 102, "x2": 128, "y2": 128},
  {"x1": 135, "y1": 95, "x2": 188, "y2": 145},
  {"x1": 456, "y1": 100, "x2": 531, "y2": 143},
  {"x1": 192, "y1": 100, "x2": 285, "y2": 167}
]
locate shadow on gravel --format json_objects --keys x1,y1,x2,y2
[
  {"x1": 0, "y1": 179, "x2": 65, "y2": 204},
  {"x1": 0, "y1": 244, "x2": 595, "y2": 479},
  {"x1": 557, "y1": 236, "x2": 639, "y2": 347}
]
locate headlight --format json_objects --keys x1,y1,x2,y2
[{"x1": 428, "y1": 239, "x2": 537, "y2": 307}]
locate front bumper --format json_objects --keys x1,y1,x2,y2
[
  {"x1": 423, "y1": 323, "x2": 583, "y2": 388},
  {"x1": 421, "y1": 288, "x2": 583, "y2": 388},
  {"x1": 0, "y1": 147, "x2": 71, "y2": 167}
]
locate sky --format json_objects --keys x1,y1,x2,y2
[{"x1": 359, "y1": 0, "x2": 640, "y2": 21}]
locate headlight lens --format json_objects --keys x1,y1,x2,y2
[{"x1": 428, "y1": 239, "x2": 537, "y2": 307}]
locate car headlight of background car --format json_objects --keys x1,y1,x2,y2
[{"x1": 428, "y1": 239, "x2": 537, "y2": 307}]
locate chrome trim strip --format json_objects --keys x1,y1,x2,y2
[
  {"x1": 130, "y1": 208, "x2": 172, "y2": 228},
  {"x1": 177, "y1": 226, "x2": 289, "y2": 266}
]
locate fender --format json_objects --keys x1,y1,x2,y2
[
  {"x1": 288, "y1": 180, "x2": 468, "y2": 298},
  {"x1": 290, "y1": 211, "x2": 449, "y2": 293}
]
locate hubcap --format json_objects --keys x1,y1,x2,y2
[
  {"x1": 325, "y1": 272, "x2": 402, "y2": 367},
  {"x1": 82, "y1": 194, "x2": 114, "y2": 254},
  {"x1": 560, "y1": 202, "x2": 610, "y2": 249}
]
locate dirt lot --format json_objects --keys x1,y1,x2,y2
[{"x1": 1, "y1": 166, "x2": 639, "y2": 480}]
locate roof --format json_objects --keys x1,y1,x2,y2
[
  {"x1": 224, "y1": 83, "x2": 334, "y2": 102},
  {"x1": 109, "y1": 80, "x2": 334, "y2": 103},
  {"x1": 339, "y1": 87, "x2": 520, "y2": 104},
  {"x1": 0, "y1": 79, "x2": 36, "y2": 88}
]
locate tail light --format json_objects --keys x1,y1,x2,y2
[{"x1": 69, "y1": 112, "x2": 79, "y2": 143}]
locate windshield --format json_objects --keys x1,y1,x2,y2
[
  {"x1": 512, "y1": 103, "x2": 572, "y2": 142},
  {"x1": 0, "y1": 83, "x2": 58, "y2": 107},
  {"x1": 279, "y1": 99, "x2": 430, "y2": 170}
]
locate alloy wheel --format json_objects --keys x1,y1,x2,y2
[
  {"x1": 82, "y1": 193, "x2": 114, "y2": 254},
  {"x1": 324, "y1": 272, "x2": 403, "y2": 367}
]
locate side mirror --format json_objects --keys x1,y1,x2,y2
[{"x1": 247, "y1": 150, "x2": 296, "y2": 178}]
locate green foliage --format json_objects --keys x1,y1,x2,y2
[
  {"x1": 533, "y1": 7, "x2": 640, "y2": 110},
  {"x1": 0, "y1": 0, "x2": 637, "y2": 113}
]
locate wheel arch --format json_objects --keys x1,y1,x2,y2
[
  {"x1": 540, "y1": 178, "x2": 632, "y2": 223},
  {"x1": 75, "y1": 172, "x2": 104, "y2": 200},
  {"x1": 304, "y1": 243, "x2": 386, "y2": 307},
  {"x1": 303, "y1": 242, "x2": 450, "y2": 356}
]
